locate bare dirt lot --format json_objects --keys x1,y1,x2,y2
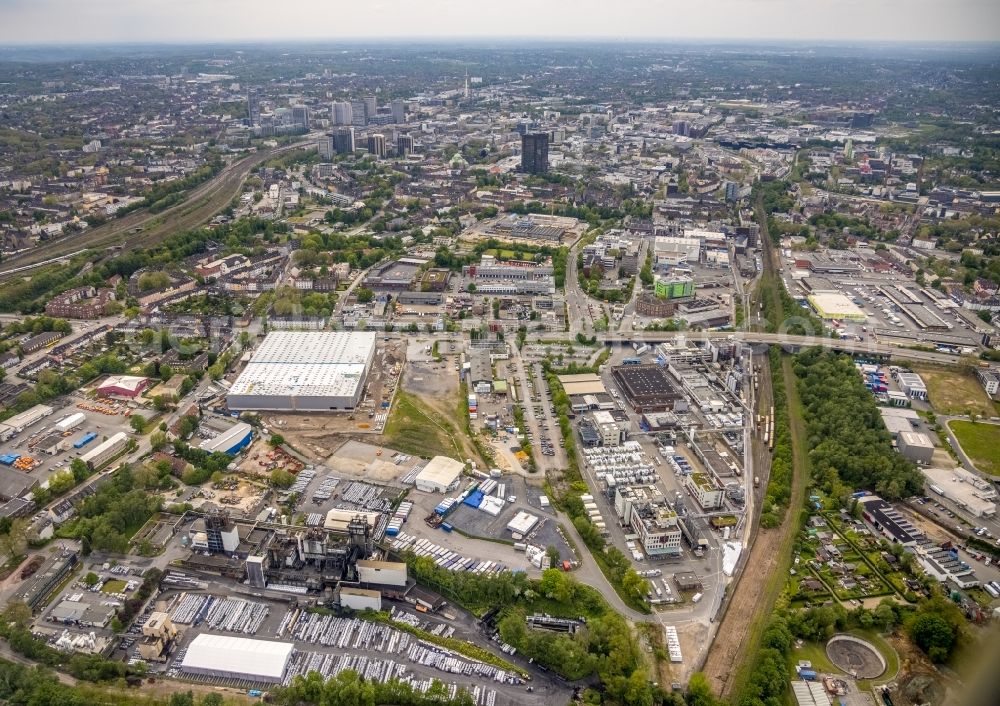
[
  {"x1": 702, "y1": 522, "x2": 788, "y2": 695},
  {"x1": 325, "y1": 439, "x2": 418, "y2": 484}
]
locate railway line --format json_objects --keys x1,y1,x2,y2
[{"x1": 0, "y1": 136, "x2": 317, "y2": 282}]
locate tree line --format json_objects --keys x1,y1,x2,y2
[{"x1": 793, "y1": 348, "x2": 924, "y2": 501}]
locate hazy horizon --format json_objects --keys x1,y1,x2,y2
[{"x1": 2, "y1": 0, "x2": 999, "y2": 45}]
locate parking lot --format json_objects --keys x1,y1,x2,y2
[
  {"x1": 0, "y1": 395, "x2": 141, "y2": 487},
  {"x1": 149, "y1": 586, "x2": 569, "y2": 706},
  {"x1": 401, "y1": 483, "x2": 570, "y2": 575}
]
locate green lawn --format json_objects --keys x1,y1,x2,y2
[
  {"x1": 101, "y1": 579, "x2": 128, "y2": 594},
  {"x1": 948, "y1": 420, "x2": 1000, "y2": 476},
  {"x1": 791, "y1": 640, "x2": 842, "y2": 675}
]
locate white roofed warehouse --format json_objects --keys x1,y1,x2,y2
[
  {"x1": 227, "y1": 331, "x2": 377, "y2": 412},
  {"x1": 179, "y1": 634, "x2": 294, "y2": 683},
  {"x1": 414, "y1": 456, "x2": 465, "y2": 493}
]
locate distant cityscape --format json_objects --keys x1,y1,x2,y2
[{"x1": 0, "y1": 38, "x2": 998, "y2": 706}]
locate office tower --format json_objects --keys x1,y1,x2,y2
[
  {"x1": 363, "y1": 96, "x2": 377, "y2": 122},
  {"x1": 247, "y1": 88, "x2": 261, "y2": 127},
  {"x1": 332, "y1": 127, "x2": 355, "y2": 155},
  {"x1": 724, "y1": 181, "x2": 739, "y2": 202},
  {"x1": 291, "y1": 105, "x2": 310, "y2": 129},
  {"x1": 521, "y1": 132, "x2": 549, "y2": 174},
  {"x1": 318, "y1": 134, "x2": 334, "y2": 159},
  {"x1": 367, "y1": 133, "x2": 386, "y2": 159},
  {"x1": 391, "y1": 99, "x2": 406, "y2": 124},
  {"x1": 672, "y1": 120, "x2": 690, "y2": 137},
  {"x1": 396, "y1": 134, "x2": 414, "y2": 157},
  {"x1": 331, "y1": 101, "x2": 353, "y2": 126},
  {"x1": 351, "y1": 100, "x2": 367, "y2": 126}
]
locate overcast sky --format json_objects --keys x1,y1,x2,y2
[{"x1": 1, "y1": 0, "x2": 999, "y2": 44}]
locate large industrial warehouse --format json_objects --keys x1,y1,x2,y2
[
  {"x1": 611, "y1": 364, "x2": 680, "y2": 413},
  {"x1": 227, "y1": 331, "x2": 377, "y2": 412},
  {"x1": 180, "y1": 633, "x2": 294, "y2": 683}
]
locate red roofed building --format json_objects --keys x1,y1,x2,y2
[{"x1": 96, "y1": 375, "x2": 150, "y2": 399}]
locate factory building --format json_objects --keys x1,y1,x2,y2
[
  {"x1": 95, "y1": 375, "x2": 150, "y2": 399},
  {"x1": 611, "y1": 365, "x2": 681, "y2": 413},
  {"x1": 924, "y1": 467, "x2": 996, "y2": 518},
  {"x1": 894, "y1": 371, "x2": 928, "y2": 400},
  {"x1": 227, "y1": 331, "x2": 377, "y2": 412},
  {"x1": 896, "y1": 431, "x2": 934, "y2": 464},
  {"x1": 199, "y1": 422, "x2": 253, "y2": 455},
  {"x1": 79, "y1": 432, "x2": 129, "y2": 470},
  {"x1": 684, "y1": 473, "x2": 724, "y2": 510},
  {"x1": 189, "y1": 513, "x2": 241, "y2": 554},
  {"x1": 339, "y1": 586, "x2": 382, "y2": 611},
  {"x1": 0, "y1": 404, "x2": 54, "y2": 441},
  {"x1": 615, "y1": 486, "x2": 682, "y2": 557},
  {"x1": 138, "y1": 612, "x2": 178, "y2": 662},
  {"x1": 357, "y1": 559, "x2": 407, "y2": 587},
  {"x1": 861, "y1": 497, "x2": 923, "y2": 547}
]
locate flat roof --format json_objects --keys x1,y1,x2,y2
[
  {"x1": 507, "y1": 510, "x2": 539, "y2": 535},
  {"x1": 181, "y1": 633, "x2": 293, "y2": 681},
  {"x1": 807, "y1": 292, "x2": 867, "y2": 320},
  {"x1": 357, "y1": 559, "x2": 406, "y2": 570},
  {"x1": 415, "y1": 456, "x2": 464, "y2": 487},
  {"x1": 229, "y1": 331, "x2": 376, "y2": 399},
  {"x1": 324, "y1": 509, "x2": 382, "y2": 532},
  {"x1": 558, "y1": 373, "x2": 606, "y2": 396},
  {"x1": 612, "y1": 365, "x2": 678, "y2": 400},
  {"x1": 899, "y1": 431, "x2": 933, "y2": 449},
  {"x1": 923, "y1": 467, "x2": 996, "y2": 516}
]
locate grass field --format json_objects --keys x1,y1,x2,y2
[
  {"x1": 101, "y1": 579, "x2": 127, "y2": 593},
  {"x1": 947, "y1": 420, "x2": 1000, "y2": 476},
  {"x1": 912, "y1": 365, "x2": 998, "y2": 418},
  {"x1": 382, "y1": 390, "x2": 462, "y2": 459}
]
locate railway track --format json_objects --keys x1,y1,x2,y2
[{"x1": 0, "y1": 137, "x2": 315, "y2": 282}]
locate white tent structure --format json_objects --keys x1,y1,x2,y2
[{"x1": 180, "y1": 633, "x2": 294, "y2": 683}]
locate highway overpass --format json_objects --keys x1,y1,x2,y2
[{"x1": 528, "y1": 329, "x2": 973, "y2": 366}]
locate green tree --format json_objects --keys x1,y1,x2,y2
[
  {"x1": 270, "y1": 469, "x2": 295, "y2": 488},
  {"x1": 2, "y1": 600, "x2": 32, "y2": 628},
  {"x1": 269, "y1": 433, "x2": 285, "y2": 447},
  {"x1": 83, "y1": 572, "x2": 99, "y2": 587},
  {"x1": 874, "y1": 600, "x2": 898, "y2": 630},
  {"x1": 129, "y1": 414, "x2": 147, "y2": 434},
  {"x1": 70, "y1": 458, "x2": 89, "y2": 482},
  {"x1": 908, "y1": 612, "x2": 957, "y2": 662},
  {"x1": 150, "y1": 431, "x2": 167, "y2": 452},
  {"x1": 686, "y1": 672, "x2": 719, "y2": 706}
]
